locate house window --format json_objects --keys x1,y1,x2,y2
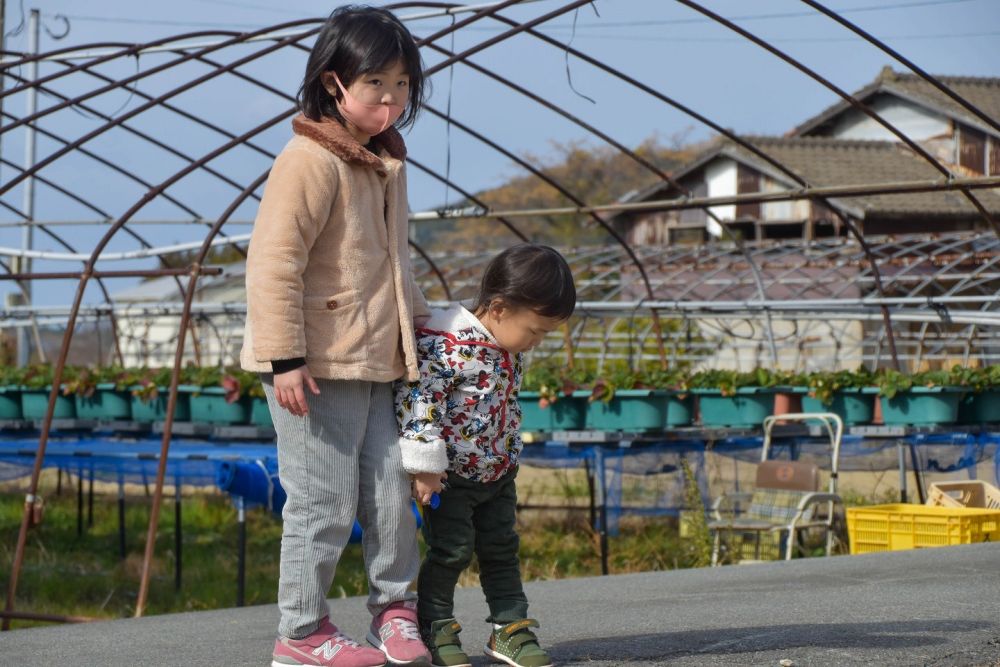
[
  {"x1": 735, "y1": 164, "x2": 761, "y2": 220},
  {"x1": 958, "y1": 125, "x2": 986, "y2": 174},
  {"x1": 990, "y1": 137, "x2": 1000, "y2": 176},
  {"x1": 668, "y1": 226, "x2": 708, "y2": 245},
  {"x1": 761, "y1": 221, "x2": 805, "y2": 240}
]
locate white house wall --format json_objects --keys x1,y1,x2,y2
[
  {"x1": 116, "y1": 314, "x2": 244, "y2": 368},
  {"x1": 706, "y1": 159, "x2": 737, "y2": 236},
  {"x1": 827, "y1": 95, "x2": 951, "y2": 142},
  {"x1": 695, "y1": 318, "x2": 865, "y2": 371}
]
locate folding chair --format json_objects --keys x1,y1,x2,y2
[{"x1": 708, "y1": 412, "x2": 845, "y2": 565}]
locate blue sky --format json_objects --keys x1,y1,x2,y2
[{"x1": 0, "y1": 0, "x2": 998, "y2": 306}]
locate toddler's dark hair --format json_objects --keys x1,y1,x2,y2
[
  {"x1": 298, "y1": 5, "x2": 426, "y2": 129},
  {"x1": 473, "y1": 244, "x2": 576, "y2": 321}
]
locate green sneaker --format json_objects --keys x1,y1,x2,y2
[
  {"x1": 423, "y1": 618, "x2": 472, "y2": 667},
  {"x1": 484, "y1": 619, "x2": 552, "y2": 667}
]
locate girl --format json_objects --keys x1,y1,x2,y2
[
  {"x1": 241, "y1": 6, "x2": 431, "y2": 667},
  {"x1": 396, "y1": 244, "x2": 577, "y2": 667}
]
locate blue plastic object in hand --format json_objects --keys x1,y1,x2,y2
[{"x1": 429, "y1": 492, "x2": 440, "y2": 509}]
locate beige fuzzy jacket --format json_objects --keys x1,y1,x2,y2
[{"x1": 240, "y1": 115, "x2": 429, "y2": 382}]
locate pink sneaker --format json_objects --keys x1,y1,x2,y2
[
  {"x1": 367, "y1": 600, "x2": 431, "y2": 666},
  {"x1": 272, "y1": 617, "x2": 388, "y2": 667}
]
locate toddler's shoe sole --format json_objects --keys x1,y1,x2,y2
[{"x1": 483, "y1": 646, "x2": 552, "y2": 667}]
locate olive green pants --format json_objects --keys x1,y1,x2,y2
[{"x1": 417, "y1": 468, "x2": 528, "y2": 628}]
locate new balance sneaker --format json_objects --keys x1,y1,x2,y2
[
  {"x1": 484, "y1": 619, "x2": 552, "y2": 667},
  {"x1": 272, "y1": 617, "x2": 388, "y2": 667},
  {"x1": 367, "y1": 600, "x2": 432, "y2": 666},
  {"x1": 422, "y1": 618, "x2": 472, "y2": 667}
]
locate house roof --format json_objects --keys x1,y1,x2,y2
[
  {"x1": 616, "y1": 135, "x2": 1000, "y2": 220},
  {"x1": 791, "y1": 66, "x2": 1000, "y2": 139},
  {"x1": 113, "y1": 262, "x2": 246, "y2": 302}
]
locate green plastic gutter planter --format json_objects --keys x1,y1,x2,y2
[
  {"x1": 0, "y1": 386, "x2": 22, "y2": 419},
  {"x1": 519, "y1": 391, "x2": 587, "y2": 431},
  {"x1": 695, "y1": 387, "x2": 777, "y2": 428},
  {"x1": 801, "y1": 387, "x2": 879, "y2": 425},
  {"x1": 879, "y1": 386, "x2": 965, "y2": 426},
  {"x1": 585, "y1": 389, "x2": 693, "y2": 432},
  {"x1": 250, "y1": 397, "x2": 273, "y2": 427},
  {"x1": 74, "y1": 383, "x2": 132, "y2": 420},
  {"x1": 20, "y1": 386, "x2": 76, "y2": 420},
  {"x1": 189, "y1": 387, "x2": 252, "y2": 425},
  {"x1": 957, "y1": 390, "x2": 1000, "y2": 425},
  {"x1": 130, "y1": 385, "x2": 195, "y2": 423}
]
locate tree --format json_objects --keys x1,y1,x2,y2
[{"x1": 418, "y1": 131, "x2": 703, "y2": 251}]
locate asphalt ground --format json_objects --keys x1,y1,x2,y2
[{"x1": 1, "y1": 542, "x2": 998, "y2": 666}]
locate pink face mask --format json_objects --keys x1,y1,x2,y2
[{"x1": 330, "y1": 71, "x2": 405, "y2": 136}]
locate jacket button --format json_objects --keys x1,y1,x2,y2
[{"x1": 326, "y1": 299, "x2": 338, "y2": 310}]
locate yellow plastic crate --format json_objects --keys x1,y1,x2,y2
[{"x1": 846, "y1": 503, "x2": 1000, "y2": 554}]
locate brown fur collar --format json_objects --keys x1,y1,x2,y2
[{"x1": 292, "y1": 114, "x2": 406, "y2": 173}]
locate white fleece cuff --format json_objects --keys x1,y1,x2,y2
[{"x1": 399, "y1": 437, "x2": 449, "y2": 474}]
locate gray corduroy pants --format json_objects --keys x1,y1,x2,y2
[{"x1": 263, "y1": 377, "x2": 419, "y2": 639}]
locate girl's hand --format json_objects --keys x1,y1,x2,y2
[
  {"x1": 274, "y1": 366, "x2": 320, "y2": 417},
  {"x1": 412, "y1": 472, "x2": 447, "y2": 505}
]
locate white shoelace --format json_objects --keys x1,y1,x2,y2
[
  {"x1": 332, "y1": 631, "x2": 360, "y2": 647},
  {"x1": 393, "y1": 618, "x2": 421, "y2": 641}
]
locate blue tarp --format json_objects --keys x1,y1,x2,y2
[{"x1": 3, "y1": 430, "x2": 998, "y2": 538}]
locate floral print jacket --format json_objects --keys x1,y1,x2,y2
[{"x1": 395, "y1": 305, "x2": 522, "y2": 483}]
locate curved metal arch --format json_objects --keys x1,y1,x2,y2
[
  {"x1": 0, "y1": 151, "x2": 112, "y2": 219},
  {"x1": 0, "y1": 77, "x2": 202, "y2": 219},
  {"x1": 276, "y1": 42, "x2": 534, "y2": 244},
  {"x1": 0, "y1": 21, "x2": 323, "y2": 197},
  {"x1": 478, "y1": 3, "x2": 993, "y2": 366},
  {"x1": 408, "y1": 239, "x2": 453, "y2": 300},
  {"x1": 39, "y1": 56, "x2": 271, "y2": 228},
  {"x1": 417, "y1": 35, "x2": 783, "y2": 364},
  {"x1": 405, "y1": 156, "x2": 530, "y2": 242},
  {"x1": 0, "y1": 30, "x2": 238, "y2": 73},
  {"x1": 0, "y1": 26, "x2": 259, "y2": 119},
  {"x1": 420, "y1": 101, "x2": 672, "y2": 363},
  {"x1": 475, "y1": 5, "x2": 903, "y2": 363},
  {"x1": 0, "y1": 103, "x2": 237, "y2": 355},
  {"x1": 409, "y1": 4, "x2": 787, "y2": 363},
  {"x1": 132, "y1": 166, "x2": 270, "y2": 617},
  {"x1": 675, "y1": 0, "x2": 999, "y2": 236},
  {"x1": 900, "y1": 237, "x2": 988, "y2": 297},
  {"x1": 800, "y1": 0, "x2": 1000, "y2": 135},
  {"x1": 6, "y1": 3, "x2": 561, "y2": 624},
  {"x1": 1, "y1": 107, "x2": 293, "y2": 627}
]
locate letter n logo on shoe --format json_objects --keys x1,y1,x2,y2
[
  {"x1": 312, "y1": 641, "x2": 342, "y2": 661},
  {"x1": 379, "y1": 621, "x2": 395, "y2": 642}
]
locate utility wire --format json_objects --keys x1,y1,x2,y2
[
  {"x1": 50, "y1": 14, "x2": 269, "y2": 30},
  {"x1": 197, "y1": 0, "x2": 306, "y2": 15},
  {"x1": 532, "y1": 30, "x2": 1000, "y2": 43},
  {"x1": 421, "y1": 0, "x2": 978, "y2": 30},
  {"x1": 48, "y1": 0, "x2": 977, "y2": 32},
  {"x1": 571, "y1": 0, "x2": 977, "y2": 27}
]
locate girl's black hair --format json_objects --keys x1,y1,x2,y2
[
  {"x1": 298, "y1": 5, "x2": 426, "y2": 129},
  {"x1": 473, "y1": 244, "x2": 577, "y2": 321}
]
